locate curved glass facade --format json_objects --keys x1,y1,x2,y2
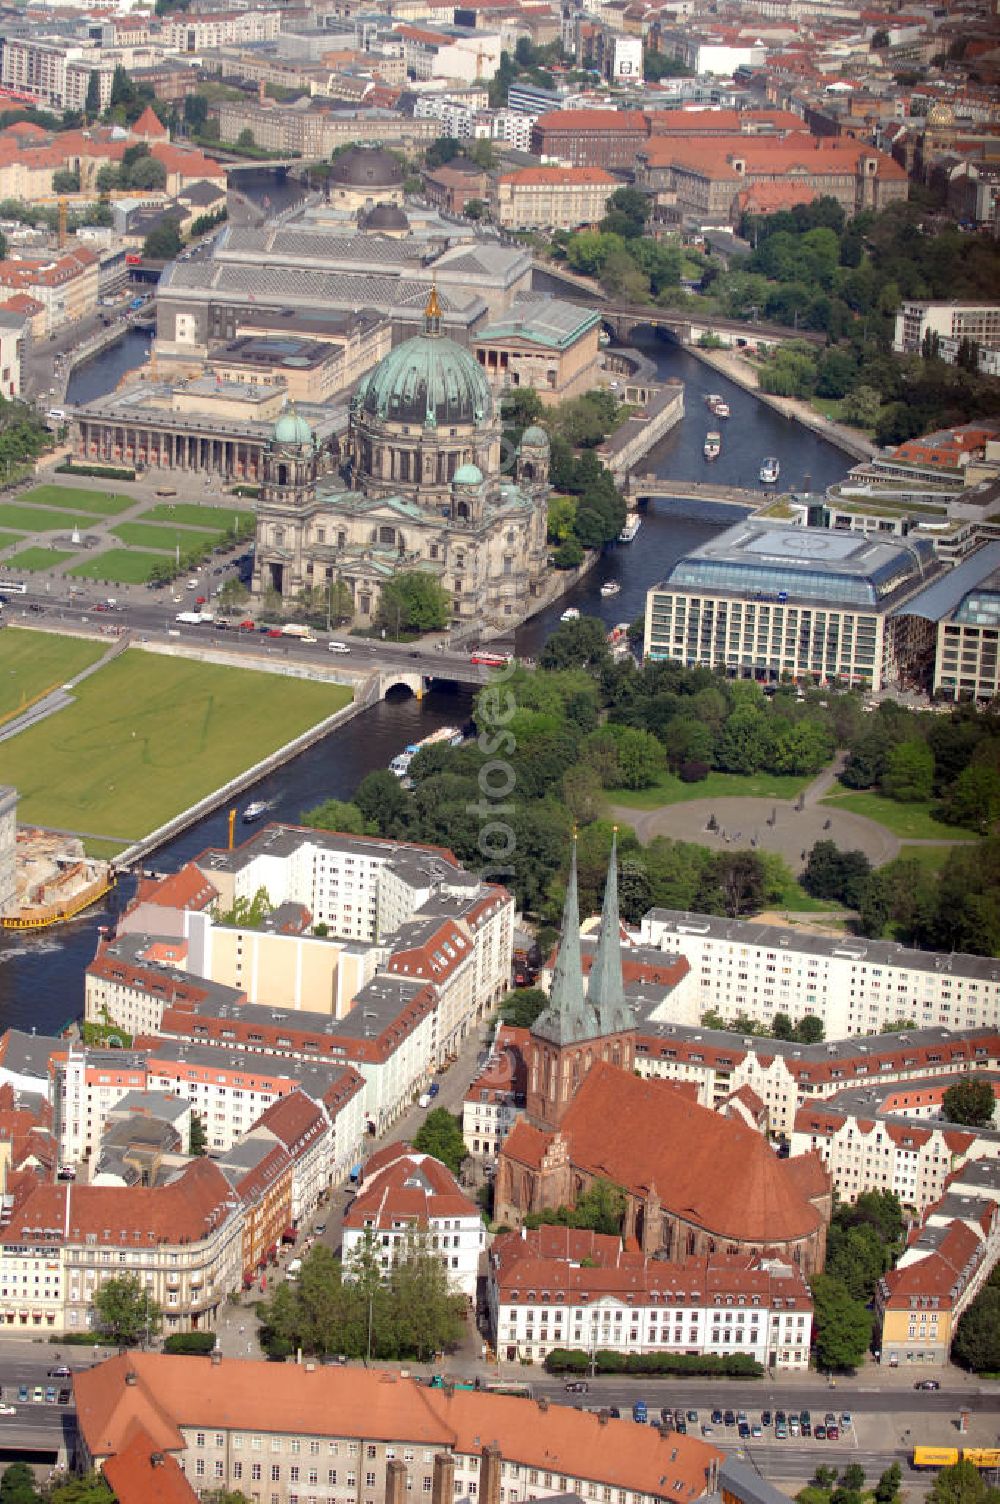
[{"x1": 668, "y1": 537, "x2": 934, "y2": 607}]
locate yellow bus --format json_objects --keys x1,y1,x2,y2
[{"x1": 913, "y1": 1450, "x2": 1000, "y2": 1471}]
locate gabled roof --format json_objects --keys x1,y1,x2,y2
[
  {"x1": 510, "y1": 1063, "x2": 827, "y2": 1245},
  {"x1": 102, "y1": 1424, "x2": 198, "y2": 1504}
]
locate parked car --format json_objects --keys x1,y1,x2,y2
[
  {"x1": 711, "y1": 1410, "x2": 723, "y2": 1426},
  {"x1": 915, "y1": 1379, "x2": 940, "y2": 1391},
  {"x1": 565, "y1": 1382, "x2": 589, "y2": 1394},
  {"x1": 45, "y1": 1387, "x2": 57, "y2": 1404},
  {"x1": 737, "y1": 1422, "x2": 750, "y2": 1439},
  {"x1": 827, "y1": 1426, "x2": 840, "y2": 1441},
  {"x1": 57, "y1": 1389, "x2": 71, "y2": 1405},
  {"x1": 723, "y1": 1410, "x2": 735, "y2": 1427},
  {"x1": 17, "y1": 1386, "x2": 27, "y2": 1402},
  {"x1": 32, "y1": 1387, "x2": 43, "y2": 1403},
  {"x1": 701, "y1": 1425, "x2": 714, "y2": 1437},
  {"x1": 0, "y1": 1403, "x2": 15, "y2": 1415},
  {"x1": 840, "y1": 1413, "x2": 852, "y2": 1429},
  {"x1": 48, "y1": 1366, "x2": 71, "y2": 1378},
  {"x1": 761, "y1": 1411, "x2": 771, "y2": 1427},
  {"x1": 814, "y1": 1426, "x2": 827, "y2": 1441},
  {"x1": 686, "y1": 1411, "x2": 698, "y2": 1424}
]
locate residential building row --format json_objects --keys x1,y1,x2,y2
[
  {"x1": 0, "y1": 1068, "x2": 366, "y2": 1336},
  {"x1": 790, "y1": 1072, "x2": 1000, "y2": 1215},
  {"x1": 488, "y1": 1225, "x2": 813, "y2": 1369}
]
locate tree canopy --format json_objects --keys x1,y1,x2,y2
[
  {"x1": 412, "y1": 1107, "x2": 467, "y2": 1177},
  {"x1": 809, "y1": 1272, "x2": 872, "y2": 1371},
  {"x1": 942, "y1": 1075, "x2": 996, "y2": 1127},
  {"x1": 92, "y1": 1272, "x2": 163, "y2": 1347},
  {"x1": 377, "y1": 573, "x2": 450, "y2": 635}
]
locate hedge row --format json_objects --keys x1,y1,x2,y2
[
  {"x1": 56, "y1": 462, "x2": 136, "y2": 480},
  {"x1": 163, "y1": 1331, "x2": 217, "y2": 1355},
  {"x1": 543, "y1": 1348, "x2": 764, "y2": 1378}
]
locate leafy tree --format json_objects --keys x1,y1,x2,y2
[
  {"x1": 301, "y1": 798, "x2": 371, "y2": 835},
  {"x1": 540, "y1": 617, "x2": 610, "y2": 672},
  {"x1": 525, "y1": 1177, "x2": 627, "y2": 1236},
  {"x1": 951, "y1": 1283, "x2": 1000, "y2": 1373},
  {"x1": 941, "y1": 1075, "x2": 996, "y2": 1127},
  {"x1": 0, "y1": 1463, "x2": 40, "y2": 1504},
  {"x1": 184, "y1": 92, "x2": 209, "y2": 131},
  {"x1": 53, "y1": 168, "x2": 81, "y2": 194},
  {"x1": 237, "y1": 127, "x2": 256, "y2": 150},
  {"x1": 110, "y1": 63, "x2": 133, "y2": 109},
  {"x1": 127, "y1": 155, "x2": 167, "y2": 191},
  {"x1": 600, "y1": 186, "x2": 649, "y2": 240},
  {"x1": 354, "y1": 769, "x2": 411, "y2": 834},
  {"x1": 85, "y1": 70, "x2": 102, "y2": 119},
  {"x1": 928, "y1": 1461, "x2": 1000, "y2": 1504},
  {"x1": 412, "y1": 1107, "x2": 467, "y2": 1176},
  {"x1": 499, "y1": 987, "x2": 548, "y2": 1028},
  {"x1": 425, "y1": 136, "x2": 462, "y2": 169},
  {"x1": 163, "y1": 1329, "x2": 217, "y2": 1354},
  {"x1": 463, "y1": 198, "x2": 487, "y2": 221},
  {"x1": 801, "y1": 841, "x2": 872, "y2": 908},
  {"x1": 796, "y1": 1014, "x2": 824, "y2": 1043},
  {"x1": 841, "y1": 385, "x2": 883, "y2": 429},
  {"x1": 92, "y1": 1271, "x2": 163, "y2": 1347},
  {"x1": 809, "y1": 1273, "x2": 872, "y2": 1371},
  {"x1": 377, "y1": 573, "x2": 450, "y2": 635},
  {"x1": 881, "y1": 738, "x2": 934, "y2": 802},
  {"x1": 940, "y1": 765, "x2": 1000, "y2": 833},
  {"x1": 553, "y1": 535, "x2": 584, "y2": 569},
  {"x1": 189, "y1": 1111, "x2": 207, "y2": 1156},
  {"x1": 215, "y1": 886, "x2": 273, "y2": 929},
  {"x1": 825, "y1": 1221, "x2": 886, "y2": 1302},
  {"x1": 874, "y1": 1464, "x2": 902, "y2": 1504},
  {"x1": 46, "y1": 1479, "x2": 117, "y2": 1504},
  {"x1": 143, "y1": 219, "x2": 183, "y2": 260}
]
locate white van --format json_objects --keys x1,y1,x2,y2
[
  {"x1": 328, "y1": 641, "x2": 351, "y2": 654},
  {"x1": 418, "y1": 1093, "x2": 431, "y2": 1109},
  {"x1": 286, "y1": 1258, "x2": 302, "y2": 1281}
]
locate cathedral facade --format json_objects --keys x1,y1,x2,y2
[{"x1": 251, "y1": 289, "x2": 551, "y2": 631}]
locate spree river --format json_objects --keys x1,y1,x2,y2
[{"x1": 12, "y1": 313, "x2": 852, "y2": 1037}]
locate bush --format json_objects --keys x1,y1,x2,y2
[
  {"x1": 678, "y1": 759, "x2": 710, "y2": 783},
  {"x1": 543, "y1": 1347, "x2": 763, "y2": 1377},
  {"x1": 163, "y1": 1330, "x2": 217, "y2": 1355},
  {"x1": 55, "y1": 461, "x2": 136, "y2": 480},
  {"x1": 52, "y1": 1330, "x2": 104, "y2": 1344}
]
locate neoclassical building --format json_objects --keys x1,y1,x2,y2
[
  {"x1": 495, "y1": 838, "x2": 832, "y2": 1274},
  {"x1": 251, "y1": 288, "x2": 551, "y2": 630}
]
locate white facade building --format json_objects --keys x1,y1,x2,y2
[
  {"x1": 343, "y1": 1145, "x2": 485, "y2": 1296},
  {"x1": 639, "y1": 909, "x2": 1000, "y2": 1040}
]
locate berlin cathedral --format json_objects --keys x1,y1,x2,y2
[{"x1": 251, "y1": 289, "x2": 552, "y2": 631}]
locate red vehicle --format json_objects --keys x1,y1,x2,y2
[
  {"x1": 470, "y1": 651, "x2": 511, "y2": 668},
  {"x1": 238, "y1": 619, "x2": 255, "y2": 631},
  {"x1": 267, "y1": 629, "x2": 283, "y2": 638},
  {"x1": 125, "y1": 253, "x2": 142, "y2": 266},
  {"x1": 195, "y1": 595, "x2": 206, "y2": 605}
]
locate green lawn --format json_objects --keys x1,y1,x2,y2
[
  {"x1": 5, "y1": 547, "x2": 78, "y2": 572},
  {"x1": 0, "y1": 629, "x2": 105, "y2": 720},
  {"x1": 0, "y1": 649, "x2": 353, "y2": 842},
  {"x1": 610, "y1": 768, "x2": 813, "y2": 810},
  {"x1": 19, "y1": 485, "x2": 135, "y2": 516},
  {"x1": 68, "y1": 549, "x2": 174, "y2": 585},
  {"x1": 894, "y1": 843, "x2": 967, "y2": 872},
  {"x1": 140, "y1": 503, "x2": 250, "y2": 531},
  {"x1": 0, "y1": 531, "x2": 26, "y2": 550},
  {"x1": 820, "y1": 789, "x2": 977, "y2": 841},
  {"x1": 0, "y1": 504, "x2": 97, "y2": 533},
  {"x1": 112, "y1": 522, "x2": 222, "y2": 552}
]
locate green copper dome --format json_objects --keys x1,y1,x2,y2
[
  {"x1": 454, "y1": 462, "x2": 483, "y2": 485},
  {"x1": 521, "y1": 425, "x2": 550, "y2": 447},
  {"x1": 273, "y1": 410, "x2": 313, "y2": 446},
  {"x1": 354, "y1": 332, "x2": 493, "y2": 428}
]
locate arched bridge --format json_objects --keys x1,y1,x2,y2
[{"x1": 600, "y1": 305, "x2": 826, "y2": 347}]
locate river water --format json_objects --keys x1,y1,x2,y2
[{"x1": 14, "y1": 252, "x2": 852, "y2": 1036}]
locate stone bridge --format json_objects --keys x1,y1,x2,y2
[{"x1": 600, "y1": 305, "x2": 825, "y2": 348}]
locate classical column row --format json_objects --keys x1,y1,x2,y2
[{"x1": 76, "y1": 421, "x2": 261, "y2": 478}]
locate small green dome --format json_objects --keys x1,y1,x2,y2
[
  {"x1": 354, "y1": 332, "x2": 493, "y2": 428},
  {"x1": 274, "y1": 410, "x2": 313, "y2": 446},
  {"x1": 454, "y1": 462, "x2": 483, "y2": 486},
  {"x1": 521, "y1": 425, "x2": 550, "y2": 447}
]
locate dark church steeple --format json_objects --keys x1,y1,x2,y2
[{"x1": 526, "y1": 836, "x2": 636, "y2": 1131}]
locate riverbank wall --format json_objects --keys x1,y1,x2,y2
[
  {"x1": 599, "y1": 381, "x2": 686, "y2": 484},
  {"x1": 684, "y1": 345, "x2": 877, "y2": 462}
]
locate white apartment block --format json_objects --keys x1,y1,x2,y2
[
  {"x1": 489, "y1": 1230, "x2": 813, "y2": 1369},
  {"x1": 633, "y1": 1021, "x2": 1000, "y2": 1137},
  {"x1": 894, "y1": 301, "x2": 1000, "y2": 357},
  {"x1": 639, "y1": 909, "x2": 1000, "y2": 1040},
  {"x1": 162, "y1": 10, "x2": 282, "y2": 51},
  {"x1": 1, "y1": 39, "x2": 115, "y2": 112}
]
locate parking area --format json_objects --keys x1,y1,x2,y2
[
  {"x1": 578, "y1": 1401, "x2": 858, "y2": 1446},
  {"x1": 1, "y1": 1369, "x2": 74, "y2": 1413}
]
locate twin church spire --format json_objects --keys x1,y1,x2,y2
[{"x1": 532, "y1": 832, "x2": 631, "y2": 1047}]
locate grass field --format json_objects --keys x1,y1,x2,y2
[
  {"x1": 111, "y1": 522, "x2": 221, "y2": 552},
  {"x1": 140, "y1": 503, "x2": 249, "y2": 531},
  {"x1": 610, "y1": 768, "x2": 813, "y2": 810},
  {"x1": 0, "y1": 649, "x2": 353, "y2": 844},
  {"x1": 5, "y1": 547, "x2": 77, "y2": 571},
  {"x1": 894, "y1": 843, "x2": 967, "y2": 872},
  {"x1": 19, "y1": 486, "x2": 135, "y2": 516},
  {"x1": 820, "y1": 789, "x2": 977, "y2": 841},
  {"x1": 0, "y1": 531, "x2": 26, "y2": 550},
  {"x1": 0, "y1": 503, "x2": 96, "y2": 533},
  {"x1": 0, "y1": 629, "x2": 105, "y2": 720},
  {"x1": 67, "y1": 549, "x2": 172, "y2": 584}
]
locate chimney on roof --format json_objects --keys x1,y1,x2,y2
[
  {"x1": 211, "y1": 1349, "x2": 222, "y2": 1365},
  {"x1": 432, "y1": 1453, "x2": 455, "y2": 1504},
  {"x1": 480, "y1": 1445, "x2": 502, "y2": 1504},
  {"x1": 125, "y1": 1370, "x2": 137, "y2": 1386},
  {"x1": 599, "y1": 1410, "x2": 609, "y2": 1426},
  {"x1": 386, "y1": 1458, "x2": 408, "y2": 1504},
  {"x1": 151, "y1": 1452, "x2": 165, "y2": 1468}
]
